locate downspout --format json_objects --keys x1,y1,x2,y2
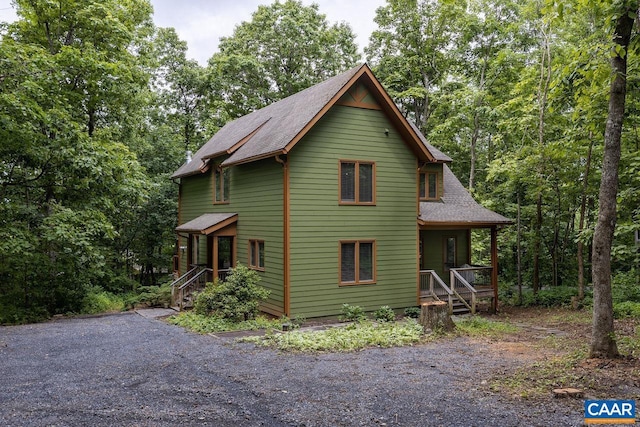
[{"x1": 275, "y1": 155, "x2": 290, "y2": 316}]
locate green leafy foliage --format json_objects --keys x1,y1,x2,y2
[
  {"x1": 612, "y1": 270, "x2": 640, "y2": 303},
  {"x1": 193, "y1": 264, "x2": 270, "y2": 321},
  {"x1": 80, "y1": 286, "x2": 126, "y2": 314},
  {"x1": 208, "y1": 0, "x2": 360, "y2": 118},
  {"x1": 246, "y1": 320, "x2": 423, "y2": 353},
  {"x1": 339, "y1": 303, "x2": 367, "y2": 322},
  {"x1": 506, "y1": 287, "x2": 581, "y2": 308},
  {"x1": 373, "y1": 305, "x2": 396, "y2": 322},
  {"x1": 455, "y1": 316, "x2": 519, "y2": 337},
  {"x1": 403, "y1": 306, "x2": 421, "y2": 318},
  {"x1": 613, "y1": 302, "x2": 640, "y2": 319},
  {"x1": 167, "y1": 311, "x2": 283, "y2": 334}
]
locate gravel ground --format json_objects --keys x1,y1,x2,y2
[{"x1": 0, "y1": 311, "x2": 586, "y2": 426}]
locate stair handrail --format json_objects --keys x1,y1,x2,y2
[
  {"x1": 170, "y1": 265, "x2": 200, "y2": 290},
  {"x1": 450, "y1": 269, "x2": 477, "y2": 314},
  {"x1": 420, "y1": 270, "x2": 454, "y2": 314},
  {"x1": 176, "y1": 267, "x2": 212, "y2": 310},
  {"x1": 178, "y1": 267, "x2": 212, "y2": 291}
]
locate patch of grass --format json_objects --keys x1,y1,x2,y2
[
  {"x1": 455, "y1": 316, "x2": 519, "y2": 337},
  {"x1": 618, "y1": 326, "x2": 640, "y2": 358},
  {"x1": 244, "y1": 319, "x2": 424, "y2": 353},
  {"x1": 167, "y1": 311, "x2": 283, "y2": 334},
  {"x1": 490, "y1": 350, "x2": 592, "y2": 399},
  {"x1": 544, "y1": 309, "x2": 592, "y2": 325}
]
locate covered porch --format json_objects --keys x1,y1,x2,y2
[
  {"x1": 418, "y1": 226, "x2": 501, "y2": 314},
  {"x1": 417, "y1": 165, "x2": 512, "y2": 314},
  {"x1": 171, "y1": 213, "x2": 238, "y2": 309}
]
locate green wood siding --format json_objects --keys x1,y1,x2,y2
[
  {"x1": 231, "y1": 160, "x2": 284, "y2": 314},
  {"x1": 178, "y1": 160, "x2": 285, "y2": 314},
  {"x1": 179, "y1": 173, "x2": 212, "y2": 271},
  {"x1": 420, "y1": 229, "x2": 470, "y2": 283},
  {"x1": 288, "y1": 105, "x2": 418, "y2": 318}
]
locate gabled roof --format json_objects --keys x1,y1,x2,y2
[
  {"x1": 175, "y1": 213, "x2": 237, "y2": 235},
  {"x1": 419, "y1": 165, "x2": 512, "y2": 228},
  {"x1": 172, "y1": 63, "x2": 449, "y2": 179}
]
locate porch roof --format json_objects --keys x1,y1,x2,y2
[
  {"x1": 419, "y1": 165, "x2": 512, "y2": 228},
  {"x1": 175, "y1": 213, "x2": 237, "y2": 235}
]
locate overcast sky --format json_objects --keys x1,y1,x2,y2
[{"x1": 0, "y1": 0, "x2": 386, "y2": 65}]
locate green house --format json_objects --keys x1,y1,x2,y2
[{"x1": 171, "y1": 64, "x2": 511, "y2": 318}]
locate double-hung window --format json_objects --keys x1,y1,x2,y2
[
  {"x1": 339, "y1": 161, "x2": 375, "y2": 205},
  {"x1": 214, "y1": 166, "x2": 230, "y2": 203},
  {"x1": 419, "y1": 172, "x2": 438, "y2": 200},
  {"x1": 249, "y1": 240, "x2": 265, "y2": 270},
  {"x1": 339, "y1": 240, "x2": 376, "y2": 285}
]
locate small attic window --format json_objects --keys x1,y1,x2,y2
[
  {"x1": 419, "y1": 172, "x2": 438, "y2": 200},
  {"x1": 214, "y1": 166, "x2": 230, "y2": 204}
]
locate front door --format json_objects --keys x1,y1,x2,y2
[{"x1": 217, "y1": 236, "x2": 234, "y2": 281}]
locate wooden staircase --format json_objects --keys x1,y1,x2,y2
[
  {"x1": 419, "y1": 267, "x2": 495, "y2": 316},
  {"x1": 170, "y1": 265, "x2": 213, "y2": 310}
]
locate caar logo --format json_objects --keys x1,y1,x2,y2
[{"x1": 584, "y1": 400, "x2": 636, "y2": 424}]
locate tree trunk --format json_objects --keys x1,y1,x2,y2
[
  {"x1": 419, "y1": 301, "x2": 455, "y2": 333},
  {"x1": 533, "y1": 25, "x2": 552, "y2": 295},
  {"x1": 517, "y1": 190, "x2": 523, "y2": 303},
  {"x1": 577, "y1": 138, "x2": 593, "y2": 301},
  {"x1": 590, "y1": 4, "x2": 636, "y2": 358},
  {"x1": 533, "y1": 193, "x2": 542, "y2": 294}
]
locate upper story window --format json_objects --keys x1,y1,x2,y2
[
  {"x1": 249, "y1": 239, "x2": 265, "y2": 271},
  {"x1": 339, "y1": 160, "x2": 375, "y2": 205},
  {"x1": 214, "y1": 166, "x2": 230, "y2": 204},
  {"x1": 419, "y1": 172, "x2": 438, "y2": 200}
]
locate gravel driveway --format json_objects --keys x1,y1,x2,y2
[{"x1": 0, "y1": 311, "x2": 584, "y2": 426}]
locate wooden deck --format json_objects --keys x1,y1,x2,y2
[{"x1": 419, "y1": 267, "x2": 496, "y2": 315}]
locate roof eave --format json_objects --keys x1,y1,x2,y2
[{"x1": 418, "y1": 219, "x2": 513, "y2": 229}]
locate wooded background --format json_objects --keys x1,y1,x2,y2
[{"x1": 1, "y1": 0, "x2": 638, "y2": 324}]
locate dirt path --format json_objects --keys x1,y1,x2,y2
[{"x1": 0, "y1": 311, "x2": 594, "y2": 426}]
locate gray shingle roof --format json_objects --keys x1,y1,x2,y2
[
  {"x1": 419, "y1": 165, "x2": 512, "y2": 226},
  {"x1": 175, "y1": 213, "x2": 237, "y2": 234},
  {"x1": 171, "y1": 64, "x2": 448, "y2": 178}
]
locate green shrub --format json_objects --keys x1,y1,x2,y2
[
  {"x1": 0, "y1": 300, "x2": 49, "y2": 325},
  {"x1": 374, "y1": 305, "x2": 396, "y2": 322},
  {"x1": 613, "y1": 301, "x2": 640, "y2": 319},
  {"x1": 512, "y1": 287, "x2": 578, "y2": 308},
  {"x1": 403, "y1": 306, "x2": 421, "y2": 318},
  {"x1": 80, "y1": 286, "x2": 125, "y2": 314},
  {"x1": 193, "y1": 264, "x2": 269, "y2": 321},
  {"x1": 612, "y1": 270, "x2": 640, "y2": 303},
  {"x1": 339, "y1": 303, "x2": 367, "y2": 322}
]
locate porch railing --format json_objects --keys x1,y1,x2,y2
[
  {"x1": 419, "y1": 270, "x2": 453, "y2": 314},
  {"x1": 450, "y1": 269, "x2": 476, "y2": 314},
  {"x1": 170, "y1": 265, "x2": 213, "y2": 310},
  {"x1": 449, "y1": 266, "x2": 493, "y2": 314},
  {"x1": 218, "y1": 268, "x2": 231, "y2": 282}
]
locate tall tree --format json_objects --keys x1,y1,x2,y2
[
  {"x1": 208, "y1": 0, "x2": 360, "y2": 118},
  {"x1": 366, "y1": 0, "x2": 467, "y2": 131},
  {"x1": 590, "y1": 0, "x2": 638, "y2": 358},
  {"x1": 0, "y1": 0, "x2": 153, "y2": 316}
]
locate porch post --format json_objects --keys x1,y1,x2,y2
[{"x1": 491, "y1": 226, "x2": 498, "y2": 313}]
